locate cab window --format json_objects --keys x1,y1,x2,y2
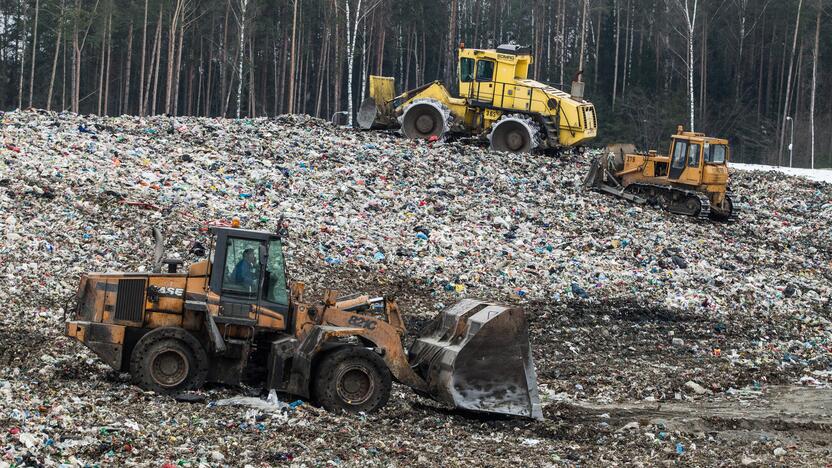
[
  {"x1": 265, "y1": 240, "x2": 289, "y2": 305},
  {"x1": 671, "y1": 140, "x2": 687, "y2": 169},
  {"x1": 687, "y1": 143, "x2": 701, "y2": 167},
  {"x1": 223, "y1": 237, "x2": 262, "y2": 297},
  {"x1": 476, "y1": 60, "x2": 495, "y2": 82},
  {"x1": 705, "y1": 144, "x2": 727, "y2": 164},
  {"x1": 459, "y1": 58, "x2": 474, "y2": 82}
]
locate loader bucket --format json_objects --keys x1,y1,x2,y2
[
  {"x1": 357, "y1": 75, "x2": 398, "y2": 130},
  {"x1": 409, "y1": 299, "x2": 543, "y2": 420}
]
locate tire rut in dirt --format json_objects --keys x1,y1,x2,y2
[{"x1": 0, "y1": 327, "x2": 52, "y2": 369}]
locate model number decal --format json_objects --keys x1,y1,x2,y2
[{"x1": 347, "y1": 315, "x2": 377, "y2": 330}]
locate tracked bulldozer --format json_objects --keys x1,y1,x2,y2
[
  {"x1": 584, "y1": 126, "x2": 738, "y2": 221},
  {"x1": 65, "y1": 225, "x2": 542, "y2": 419},
  {"x1": 358, "y1": 44, "x2": 597, "y2": 153}
]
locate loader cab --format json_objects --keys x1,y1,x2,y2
[
  {"x1": 208, "y1": 227, "x2": 290, "y2": 325},
  {"x1": 458, "y1": 45, "x2": 532, "y2": 107}
]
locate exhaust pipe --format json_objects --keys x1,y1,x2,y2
[{"x1": 152, "y1": 227, "x2": 164, "y2": 273}]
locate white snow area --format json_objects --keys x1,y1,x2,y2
[{"x1": 732, "y1": 163, "x2": 832, "y2": 183}]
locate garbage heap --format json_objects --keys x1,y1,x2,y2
[{"x1": 0, "y1": 110, "x2": 830, "y2": 466}]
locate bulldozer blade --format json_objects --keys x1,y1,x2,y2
[
  {"x1": 409, "y1": 299, "x2": 543, "y2": 420},
  {"x1": 582, "y1": 156, "x2": 604, "y2": 189}
]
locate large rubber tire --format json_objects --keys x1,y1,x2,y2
[
  {"x1": 313, "y1": 346, "x2": 392, "y2": 414},
  {"x1": 490, "y1": 119, "x2": 534, "y2": 153},
  {"x1": 129, "y1": 327, "x2": 209, "y2": 394},
  {"x1": 401, "y1": 103, "x2": 445, "y2": 139}
]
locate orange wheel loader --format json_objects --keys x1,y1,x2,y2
[{"x1": 64, "y1": 226, "x2": 542, "y2": 419}]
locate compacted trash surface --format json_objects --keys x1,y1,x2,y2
[{"x1": 1, "y1": 110, "x2": 831, "y2": 466}]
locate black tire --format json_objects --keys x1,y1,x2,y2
[
  {"x1": 490, "y1": 119, "x2": 534, "y2": 153},
  {"x1": 313, "y1": 346, "x2": 392, "y2": 414},
  {"x1": 129, "y1": 328, "x2": 209, "y2": 394},
  {"x1": 401, "y1": 103, "x2": 445, "y2": 139}
]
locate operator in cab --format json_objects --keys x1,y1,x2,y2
[{"x1": 232, "y1": 248, "x2": 258, "y2": 288}]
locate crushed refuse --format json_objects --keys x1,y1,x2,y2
[{"x1": 1, "y1": 109, "x2": 831, "y2": 465}]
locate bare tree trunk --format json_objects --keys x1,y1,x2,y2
[
  {"x1": 72, "y1": 0, "x2": 79, "y2": 113},
  {"x1": 138, "y1": 0, "x2": 149, "y2": 116},
  {"x1": 700, "y1": 14, "x2": 707, "y2": 125},
  {"x1": 122, "y1": 22, "x2": 134, "y2": 114},
  {"x1": 593, "y1": 9, "x2": 601, "y2": 92},
  {"x1": 206, "y1": 41, "x2": 214, "y2": 116},
  {"x1": 315, "y1": 25, "x2": 329, "y2": 117},
  {"x1": 28, "y1": 0, "x2": 40, "y2": 108},
  {"x1": 345, "y1": 0, "x2": 361, "y2": 126},
  {"x1": 279, "y1": 30, "x2": 289, "y2": 114},
  {"x1": 150, "y1": 5, "x2": 163, "y2": 116},
  {"x1": 288, "y1": 0, "x2": 299, "y2": 113},
  {"x1": 612, "y1": 0, "x2": 620, "y2": 109},
  {"x1": 104, "y1": 9, "x2": 112, "y2": 115},
  {"x1": 248, "y1": 34, "x2": 255, "y2": 116},
  {"x1": 235, "y1": 0, "x2": 249, "y2": 119},
  {"x1": 670, "y1": 0, "x2": 699, "y2": 131},
  {"x1": 809, "y1": 2, "x2": 821, "y2": 169},
  {"x1": 173, "y1": 6, "x2": 186, "y2": 116},
  {"x1": 220, "y1": 1, "x2": 229, "y2": 115},
  {"x1": 756, "y1": 20, "x2": 766, "y2": 121},
  {"x1": 446, "y1": 0, "x2": 458, "y2": 85},
  {"x1": 360, "y1": 20, "x2": 367, "y2": 105},
  {"x1": 558, "y1": 0, "x2": 565, "y2": 85},
  {"x1": 17, "y1": 2, "x2": 27, "y2": 109},
  {"x1": 578, "y1": 0, "x2": 587, "y2": 78},
  {"x1": 333, "y1": 0, "x2": 341, "y2": 114},
  {"x1": 166, "y1": 0, "x2": 185, "y2": 114},
  {"x1": 778, "y1": 0, "x2": 803, "y2": 166},
  {"x1": 97, "y1": 12, "x2": 107, "y2": 115},
  {"x1": 47, "y1": 1, "x2": 64, "y2": 112}
]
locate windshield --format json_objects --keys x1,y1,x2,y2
[
  {"x1": 705, "y1": 144, "x2": 727, "y2": 164},
  {"x1": 265, "y1": 240, "x2": 289, "y2": 305}
]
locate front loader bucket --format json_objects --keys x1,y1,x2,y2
[
  {"x1": 409, "y1": 299, "x2": 543, "y2": 420},
  {"x1": 357, "y1": 75, "x2": 398, "y2": 130}
]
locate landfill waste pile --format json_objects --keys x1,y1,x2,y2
[{"x1": 1, "y1": 109, "x2": 831, "y2": 466}]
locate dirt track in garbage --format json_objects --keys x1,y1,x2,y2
[{"x1": 1, "y1": 267, "x2": 829, "y2": 466}]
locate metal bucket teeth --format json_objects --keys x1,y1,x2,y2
[{"x1": 409, "y1": 299, "x2": 543, "y2": 420}]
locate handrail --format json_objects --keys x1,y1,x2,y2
[{"x1": 466, "y1": 79, "x2": 586, "y2": 131}]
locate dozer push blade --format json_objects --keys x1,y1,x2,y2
[{"x1": 409, "y1": 299, "x2": 543, "y2": 420}]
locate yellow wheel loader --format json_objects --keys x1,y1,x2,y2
[
  {"x1": 583, "y1": 126, "x2": 738, "y2": 221},
  {"x1": 357, "y1": 44, "x2": 597, "y2": 153},
  {"x1": 64, "y1": 225, "x2": 542, "y2": 419}
]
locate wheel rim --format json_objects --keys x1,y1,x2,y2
[
  {"x1": 491, "y1": 120, "x2": 532, "y2": 153},
  {"x1": 150, "y1": 348, "x2": 190, "y2": 388},
  {"x1": 415, "y1": 114, "x2": 435, "y2": 134},
  {"x1": 402, "y1": 104, "x2": 444, "y2": 139},
  {"x1": 505, "y1": 130, "x2": 524, "y2": 151},
  {"x1": 335, "y1": 365, "x2": 375, "y2": 405}
]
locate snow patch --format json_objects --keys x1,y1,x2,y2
[{"x1": 732, "y1": 163, "x2": 832, "y2": 183}]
